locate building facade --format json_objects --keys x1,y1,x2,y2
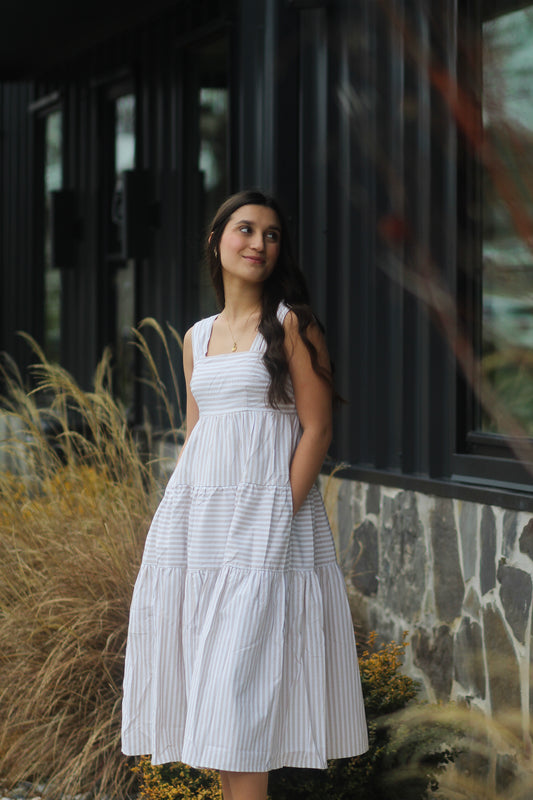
[{"x1": 2, "y1": 0, "x2": 533, "y2": 720}]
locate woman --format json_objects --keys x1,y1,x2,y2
[{"x1": 122, "y1": 190, "x2": 368, "y2": 800}]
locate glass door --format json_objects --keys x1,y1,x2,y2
[
  {"x1": 184, "y1": 35, "x2": 230, "y2": 319},
  {"x1": 42, "y1": 108, "x2": 64, "y2": 362},
  {"x1": 102, "y1": 83, "x2": 137, "y2": 416}
]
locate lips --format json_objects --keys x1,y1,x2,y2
[{"x1": 244, "y1": 255, "x2": 265, "y2": 264}]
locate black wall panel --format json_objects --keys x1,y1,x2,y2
[
  {"x1": 0, "y1": 82, "x2": 38, "y2": 374},
  {"x1": 1, "y1": 0, "x2": 463, "y2": 482}
]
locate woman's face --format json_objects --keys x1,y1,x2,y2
[{"x1": 217, "y1": 204, "x2": 281, "y2": 287}]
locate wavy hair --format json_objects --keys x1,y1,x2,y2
[{"x1": 206, "y1": 189, "x2": 331, "y2": 407}]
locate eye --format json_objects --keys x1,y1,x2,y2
[
  {"x1": 239, "y1": 225, "x2": 252, "y2": 234},
  {"x1": 266, "y1": 231, "x2": 280, "y2": 243}
]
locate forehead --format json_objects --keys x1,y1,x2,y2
[{"x1": 226, "y1": 204, "x2": 280, "y2": 229}]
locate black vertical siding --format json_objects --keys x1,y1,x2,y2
[
  {"x1": 298, "y1": 7, "x2": 328, "y2": 322},
  {"x1": 288, "y1": 0, "x2": 459, "y2": 477},
  {"x1": 0, "y1": 82, "x2": 38, "y2": 374},
  {"x1": 402, "y1": 0, "x2": 431, "y2": 476},
  {"x1": 428, "y1": 0, "x2": 458, "y2": 480},
  {"x1": 1, "y1": 0, "x2": 463, "y2": 481}
]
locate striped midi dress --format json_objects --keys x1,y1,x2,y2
[{"x1": 121, "y1": 302, "x2": 368, "y2": 771}]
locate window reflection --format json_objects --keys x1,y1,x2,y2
[
  {"x1": 44, "y1": 110, "x2": 63, "y2": 362},
  {"x1": 113, "y1": 93, "x2": 136, "y2": 414},
  {"x1": 199, "y1": 87, "x2": 229, "y2": 223},
  {"x1": 192, "y1": 38, "x2": 229, "y2": 320},
  {"x1": 482, "y1": 5, "x2": 533, "y2": 435},
  {"x1": 116, "y1": 94, "x2": 136, "y2": 173}
]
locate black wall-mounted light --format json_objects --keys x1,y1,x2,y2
[
  {"x1": 50, "y1": 189, "x2": 82, "y2": 269},
  {"x1": 120, "y1": 170, "x2": 160, "y2": 260}
]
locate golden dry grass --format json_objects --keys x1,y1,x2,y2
[
  {"x1": 1, "y1": 323, "x2": 533, "y2": 800},
  {"x1": 0, "y1": 323, "x2": 183, "y2": 799},
  {"x1": 385, "y1": 702, "x2": 533, "y2": 800}
]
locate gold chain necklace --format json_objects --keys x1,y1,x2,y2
[{"x1": 222, "y1": 307, "x2": 260, "y2": 352}]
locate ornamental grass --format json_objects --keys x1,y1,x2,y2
[
  {"x1": 1, "y1": 324, "x2": 532, "y2": 800},
  {"x1": 393, "y1": 702, "x2": 533, "y2": 800},
  {"x1": 0, "y1": 321, "x2": 183, "y2": 800}
]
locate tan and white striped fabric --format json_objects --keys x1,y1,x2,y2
[{"x1": 121, "y1": 302, "x2": 368, "y2": 771}]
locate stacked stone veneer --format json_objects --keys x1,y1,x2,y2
[{"x1": 319, "y1": 475, "x2": 533, "y2": 718}]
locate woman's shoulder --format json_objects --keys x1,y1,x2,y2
[
  {"x1": 187, "y1": 313, "x2": 218, "y2": 359},
  {"x1": 277, "y1": 301, "x2": 317, "y2": 329},
  {"x1": 190, "y1": 313, "x2": 217, "y2": 337}
]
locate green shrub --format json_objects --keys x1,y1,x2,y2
[
  {"x1": 132, "y1": 757, "x2": 222, "y2": 800},
  {"x1": 268, "y1": 633, "x2": 457, "y2": 800}
]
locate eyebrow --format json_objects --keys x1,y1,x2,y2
[{"x1": 234, "y1": 218, "x2": 281, "y2": 231}]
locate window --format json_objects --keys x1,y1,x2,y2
[
  {"x1": 43, "y1": 109, "x2": 63, "y2": 362},
  {"x1": 183, "y1": 35, "x2": 230, "y2": 321},
  {"x1": 199, "y1": 86, "x2": 229, "y2": 225},
  {"x1": 111, "y1": 92, "x2": 137, "y2": 411},
  {"x1": 98, "y1": 82, "x2": 137, "y2": 416},
  {"x1": 454, "y1": 0, "x2": 533, "y2": 491},
  {"x1": 481, "y1": 5, "x2": 533, "y2": 438}
]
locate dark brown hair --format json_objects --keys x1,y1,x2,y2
[{"x1": 206, "y1": 189, "x2": 331, "y2": 407}]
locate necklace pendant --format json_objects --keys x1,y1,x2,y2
[{"x1": 231, "y1": 342, "x2": 237, "y2": 352}]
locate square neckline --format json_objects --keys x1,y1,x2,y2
[{"x1": 204, "y1": 314, "x2": 262, "y2": 358}]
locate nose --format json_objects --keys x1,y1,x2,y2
[{"x1": 250, "y1": 232, "x2": 265, "y2": 251}]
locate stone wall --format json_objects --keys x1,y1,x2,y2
[{"x1": 319, "y1": 475, "x2": 533, "y2": 718}]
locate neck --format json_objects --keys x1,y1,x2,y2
[{"x1": 222, "y1": 283, "x2": 263, "y2": 321}]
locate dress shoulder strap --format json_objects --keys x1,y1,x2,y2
[
  {"x1": 276, "y1": 301, "x2": 291, "y2": 325},
  {"x1": 191, "y1": 315, "x2": 217, "y2": 364}
]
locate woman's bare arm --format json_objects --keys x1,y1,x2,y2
[
  {"x1": 284, "y1": 311, "x2": 333, "y2": 515},
  {"x1": 178, "y1": 327, "x2": 199, "y2": 460}
]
